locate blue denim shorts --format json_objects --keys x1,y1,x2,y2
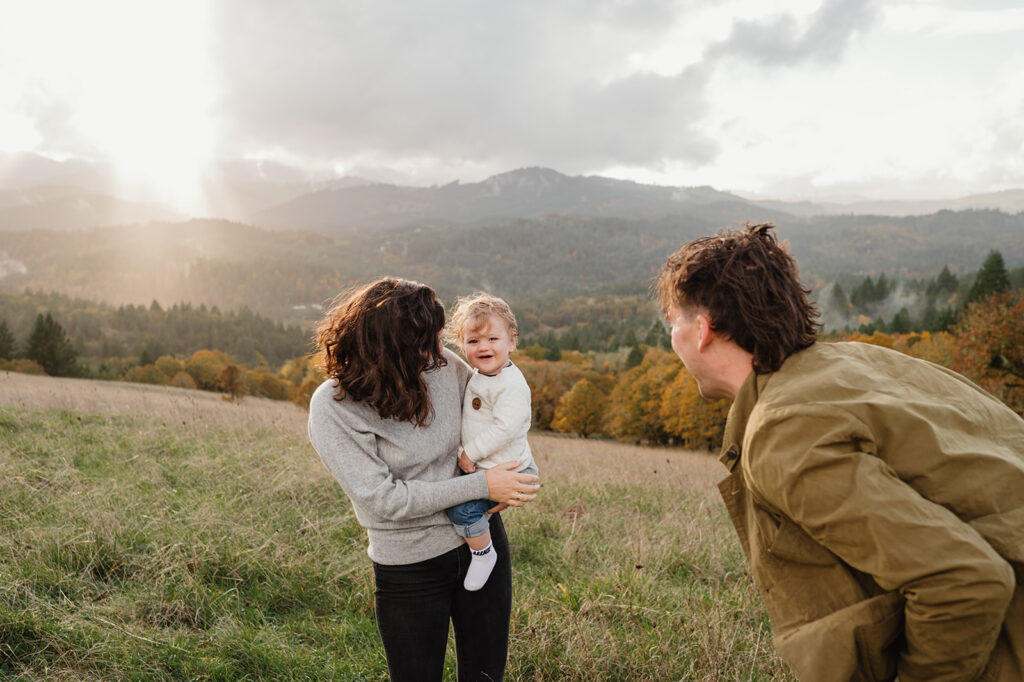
[
  {"x1": 446, "y1": 498, "x2": 495, "y2": 538},
  {"x1": 446, "y1": 463, "x2": 539, "y2": 539}
]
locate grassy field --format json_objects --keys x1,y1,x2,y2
[{"x1": 0, "y1": 371, "x2": 793, "y2": 681}]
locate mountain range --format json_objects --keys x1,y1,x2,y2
[{"x1": 1, "y1": 152, "x2": 1023, "y2": 233}]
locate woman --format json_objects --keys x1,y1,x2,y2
[{"x1": 307, "y1": 277, "x2": 539, "y2": 681}]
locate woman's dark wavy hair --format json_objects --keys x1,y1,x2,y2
[
  {"x1": 315, "y1": 277, "x2": 447, "y2": 425},
  {"x1": 655, "y1": 223, "x2": 821, "y2": 374}
]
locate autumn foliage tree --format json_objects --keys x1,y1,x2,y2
[
  {"x1": 185, "y1": 349, "x2": 231, "y2": 390},
  {"x1": 952, "y1": 289, "x2": 1024, "y2": 414},
  {"x1": 515, "y1": 355, "x2": 594, "y2": 430},
  {"x1": 602, "y1": 348, "x2": 681, "y2": 444},
  {"x1": 659, "y1": 368, "x2": 730, "y2": 450},
  {"x1": 218, "y1": 364, "x2": 246, "y2": 401},
  {"x1": 552, "y1": 378, "x2": 607, "y2": 437}
]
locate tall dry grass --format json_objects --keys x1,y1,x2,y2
[{"x1": 0, "y1": 371, "x2": 791, "y2": 680}]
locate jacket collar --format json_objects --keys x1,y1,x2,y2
[{"x1": 719, "y1": 370, "x2": 762, "y2": 472}]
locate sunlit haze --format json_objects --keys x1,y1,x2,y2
[
  {"x1": 0, "y1": 0, "x2": 215, "y2": 213},
  {"x1": 1, "y1": 0, "x2": 1023, "y2": 214}
]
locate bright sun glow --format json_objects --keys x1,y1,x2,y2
[{"x1": 0, "y1": 0, "x2": 216, "y2": 213}]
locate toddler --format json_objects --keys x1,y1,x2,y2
[{"x1": 445, "y1": 293, "x2": 539, "y2": 591}]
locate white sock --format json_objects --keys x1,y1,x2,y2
[{"x1": 464, "y1": 542, "x2": 497, "y2": 591}]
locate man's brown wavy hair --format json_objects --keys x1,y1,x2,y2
[
  {"x1": 655, "y1": 223, "x2": 821, "y2": 374},
  {"x1": 315, "y1": 277, "x2": 447, "y2": 425}
]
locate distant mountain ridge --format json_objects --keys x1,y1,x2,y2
[
  {"x1": 751, "y1": 189, "x2": 1024, "y2": 217},
  {"x1": 3, "y1": 152, "x2": 1024, "y2": 229},
  {"x1": 0, "y1": 192, "x2": 181, "y2": 231},
  {"x1": 248, "y1": 166, "x2": 758, "y2": 233}
]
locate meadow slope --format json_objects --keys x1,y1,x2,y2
[{"x1": 0, "y1": 372, "x2": 791, "y2": 680}]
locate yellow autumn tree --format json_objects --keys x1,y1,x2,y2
[
  {"x1": 660, "y1": 367, "x2": 730, "y2": 450},
  {"x1": 552, "y1": 378, "x2": 607, "y2": 438},
  {"x1": 186, "y1": 349, "x2": 231, "y2": 391},
  {"x1": 516, "y1": 356, "x2": 594, "y2": 430},
  {"x1": 602, "y1": 348, "x2": 681, "y2": 444},
  {"x1": 154, "y1": 355, "x2": 184, "y2": 379}
]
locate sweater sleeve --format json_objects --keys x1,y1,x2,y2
[
  {"x1": 462, "y1": 378, "x2": 532, "y2": 463},
  {"x1": 308, "y1": 390, "x2": 489, "y2": 522},
  {"x1": 746, "y1": 406, "x2": 1015, "y2": 682}
]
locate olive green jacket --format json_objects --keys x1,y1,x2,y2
[{"x1": 719, "y1": 342, "x2": 1024, "y2": 682}]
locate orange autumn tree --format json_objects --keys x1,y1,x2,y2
[
  {"x1": 603, "y1": 348, "x2": 681, "y2": 444},
  {"x1": 952, "y1": 289, "x2": 1024, "y2": 414},
  {"x1": 515, "y1": 355, "x2": 595, "y2": 430},
  {"x1": 660, "y1": 367, "x2": 730, "y2": 451}
]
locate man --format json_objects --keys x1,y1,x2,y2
[{"x1": 656, "y1": 223, "x2": 1023, "y2": 682}]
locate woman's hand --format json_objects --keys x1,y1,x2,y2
[
  {"x1": 459, "y1": 451, "x2": 476, "y2": 473},
  {"x1": 484, "y1": 461, "x2": 540, "y2": 513}
]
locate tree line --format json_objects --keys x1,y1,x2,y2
[
  {"x1": 3, "y1": 263, "x2": 1020, "y2": 446},
  {"x1": 0, "y1": 290, "x2": 311, "y2": 370}
]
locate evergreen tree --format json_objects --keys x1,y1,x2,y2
[
  {"x1": 625, "y1": 345, "x2": 644, "y2": 369},
  {"x1": 25, "y1": 313, "x2": 80, "y2": 377},
  {"x1": 543, "y1": 337, "x2": 562, "y2": 362},
  {"x1": 0, "y1": 319, "x2": 15, "y2": 360},
  {"x1": 876, "y1": 273, "x2": 891, "y2": 301},
  {"x1": 935, "y1": 265, "x2": 958, "y2": 294},
  {"x1": 830, "y1": 283, "x2": 850, "y2": 317},
  {"x1": 967, "y1": 250, "x2": 1010, "y2": 304},
  {"x1": 889, "y1": 308, "x2": 912, "y2": 334},
  {"x1": 559, "y1": 329, "x2": 580, "y2": 351},
  {"x1": 643, "y1": 321, "x2": 668, "y2": 348}
]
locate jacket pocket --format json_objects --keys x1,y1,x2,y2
[
  {"x1": 775, "y1": 591, "x2": 905, "y2": 682},
  {"x1": 852, "y1": 593, "x2": 904, "y2": 682}
]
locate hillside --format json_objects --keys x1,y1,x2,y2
[
  {"x1": 0, "y1": 192, "x2": 181, "y2": 231},
  {"x1": 2, "y1": 209, "x2": 1022, "y2": 331},
  {"x1": 0, "y1": 372, "x2": 789, "y2": 680}
]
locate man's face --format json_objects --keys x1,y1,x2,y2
[
  {"x1": 668, "y1": 304, "x2": 698, "y2": 366},
  {"x1": 667, "y1": 304, "x2": 715, "y2": 399}
]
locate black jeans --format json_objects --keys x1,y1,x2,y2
[{"x1": 372, "y1": 513, "x2": 512, "y2": 682}]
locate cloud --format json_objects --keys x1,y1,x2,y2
[
  {"x1": 209, "y1": 1, "x2": 723, "y2": 180},
  {"x1": 205, "y1": 1, "x2": 882, "y2": 184},
  {"x1": 705, "y1": 0, "x2": 879, "y2": 66}
]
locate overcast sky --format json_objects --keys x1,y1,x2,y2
[{"x1": 1, "y1": 0, "x2": 1022, "y2": 212}]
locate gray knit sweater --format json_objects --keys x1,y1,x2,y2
[{"x1": 308, "y1": 348, "x2": 490, "y2": 565}]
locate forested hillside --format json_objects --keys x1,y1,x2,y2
[
  {"x1": 0, "y1": 290, "x2": 310, "y2": 368},
  {"x1": 2, "y1": 209, "x2": 1022, "y2": 328}
]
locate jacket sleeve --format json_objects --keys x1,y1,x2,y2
[
  {"x1": 308, "y1": 395, "x2": 489, "y2": 522},
  {"x1": 746, "y1": 406, "x2": 1015, "y2": 682},
  {"x1": 462, "y1": 382, "x2": 532, "y2": 463}
]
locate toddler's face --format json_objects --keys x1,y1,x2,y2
[{"x1": 462, "y1": 314, "x2": 516, "y2": 375}]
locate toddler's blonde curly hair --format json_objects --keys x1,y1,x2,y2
[{"x1": 444, "y1": 292, "x2": 519, "y2": 349}]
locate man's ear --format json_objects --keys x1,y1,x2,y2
[{"x1": 695, "y1": 313, "x2": 713, "y2": 352}]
